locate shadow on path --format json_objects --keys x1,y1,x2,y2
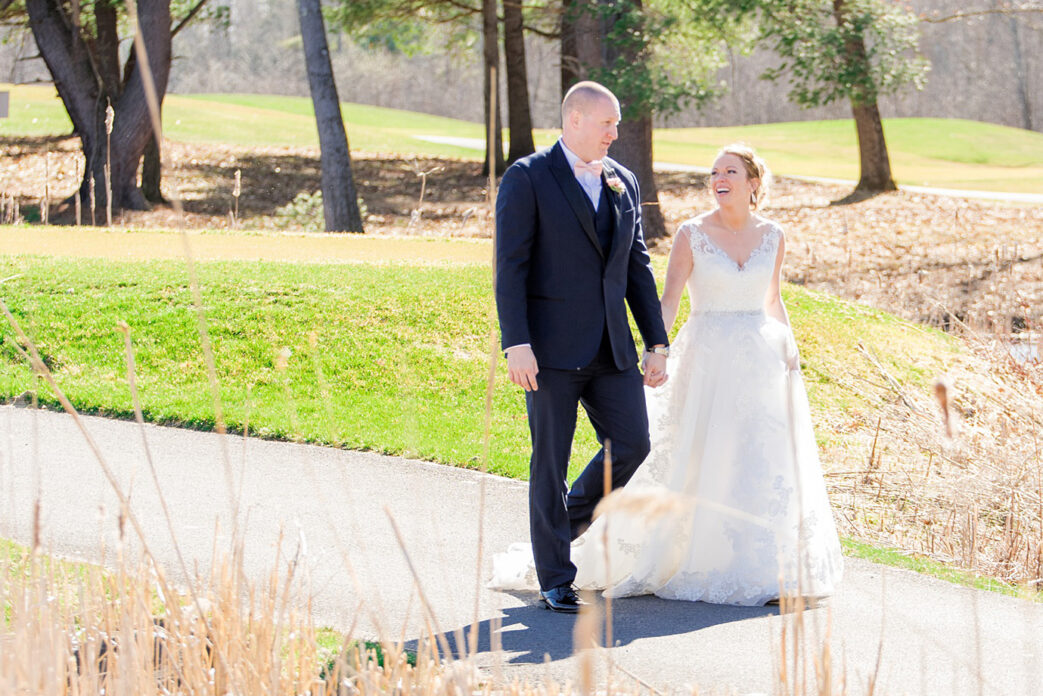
[{"x1": 410, "y1": 592, "x2": 777, "y2": 664}]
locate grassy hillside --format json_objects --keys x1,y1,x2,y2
[
  {"x1": 3, "y1": 84, "x2": 1041, "y2": 193},
  {"x1": 656, "y1": 118, "x2": 1043, "y2": 193},
  {"x1": 0, "y1": 248, "x2": 959, "y2": 482},
  {"x1": 0, "y1": 85, "x2": 489, "y2": 158}
]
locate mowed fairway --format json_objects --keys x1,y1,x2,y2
[
  {"x1": 655, "y1": 118, "x2": 1043, "y2": 193},
  {"x1": 3, "y1": 84, "x2": 1042, "y2": 192}
]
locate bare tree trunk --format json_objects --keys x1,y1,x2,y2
[
  {"x1": 503, "y1": 0, "x2": 534, "y2": 164},
  {"x1": 134, "y1": 0, "x2": 209, "y2": 207},
  {"x1": 851, "y1": 101, "x2": 897, "y2": 192},
  {"x1": 298, "y1": 0, "x2": 363, "y2": 232},
  {"x1": 1007, "y1": 12, "x2": 1033, "y2": 131},
  {"x1": 27, "y1": 0, "x2": 172, "y2": 218},
  {"x1": 560, "y1": 0, "x2": 600, "y2": 99},
  {"x1": 142, "y1": 131, "x2": 166, "y2": 204},
  {"x1": 560, "y1": 0, "x2": 578, "y2": 100},
  {"x1": 603, "y1": 0, "x2": 665, "y2": 240},
  {"x1": 95, "y1": 1, "x2": 121, "y2": 100},
  {"x1": 611, "y1": 116, "x2": 665, "y2": 240},
  {"x1": 573, "y1": 0, "x2": 601, "y2": 76},
  {"x1": 833, "y1": 0, "x2": 896, "y2": 194},
  {"x1": 482, "y1": 0, "x2": 505, "y2": 176}
]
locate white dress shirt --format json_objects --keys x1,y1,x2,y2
[{"x1": 560, "y1": 139, "x2": 603, "y2": 212}]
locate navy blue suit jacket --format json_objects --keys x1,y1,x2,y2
[{"x1": 495, "y1": 142, "x2": 669, "y2": 371}]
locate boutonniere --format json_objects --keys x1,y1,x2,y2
[{"x1": 605, "y1": 176, "x2": 625, "y2": 195}]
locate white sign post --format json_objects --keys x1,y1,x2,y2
[{"x1": 0, "y1": 91, "x2": 8, "y2": 119}]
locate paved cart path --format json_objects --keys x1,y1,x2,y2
[{"x1": 2, "y1": 405, "x2": 1040, "y2": 695}]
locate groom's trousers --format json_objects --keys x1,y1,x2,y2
[{"x1": 525, "y1": 342, "x2": 650, "y2": 591}]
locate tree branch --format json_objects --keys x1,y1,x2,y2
[
  {"x1": 24, "y1": 0, "x2": 102, "y2": 138},
  {"x1": 921, "y1": 5, "x2": 1043, "y2": 23},
  {"x1": 439, "y1": 0, "x2": 479, "y2": 14},
  {"x1": 507, "y1": 0, "x2": 561, "y2": 38},
  {"x1": 430, "y1": 0, "x2": 561, "y2": 38},
  {"x1": 519, "y1": 20, "x2": 559, "y2": 39},
  {"x1": 172, "y1": 0, "x2": 210, "y2": 39}
]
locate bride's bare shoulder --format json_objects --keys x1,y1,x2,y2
[
  {"x1": 753, "y1": 214, "x2": 784, "y2": 236},
  {"x1": 678, "y1": 211, "x2": 714, "y2": 236}
]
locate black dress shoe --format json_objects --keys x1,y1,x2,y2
[{"x1": 539, "y1": 585, "x2": 584, "y2": 613}]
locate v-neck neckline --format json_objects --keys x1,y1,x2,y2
[{"x1": 695, "y1": 226, "x2": 773, "y2": 271}]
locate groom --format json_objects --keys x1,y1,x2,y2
[{"x1": 495, "y1": 81, "x2": 670, "y2": 613}]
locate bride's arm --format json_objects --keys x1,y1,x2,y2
[
  {"x1": 764, "y1": 229, "x2": 789, "y2": 326},
  {"x1": 764, "y1": 229, "x2": 799, "y2": 370},
  {"x1": 660, "y1": 225, "x2": 694, "y2": 333}
]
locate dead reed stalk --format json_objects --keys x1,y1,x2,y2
[
  {"x1": 104, "y1": 103, "x2": 113, "y2": 227},
  {"x1": 472, "y1": 75, "x2": 499, "y2": 661},
  {"x1": 408, "y1": 157, "x2": 445, "y2": 231},
  {"x1": 42, "y1": 150, "x2": 49, "y2": 225},
  {"x1": 231, "y1": 167, "x2": 241, "y2": 227},
  {"x1": 74, "y1": 155, "x2": 81, "y2": 226},
  {"x1": 0, "y1": 193, "x2": 19, "y2": 224}
]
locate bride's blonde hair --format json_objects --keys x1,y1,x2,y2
[{"x1": 716, "y1": 143, "x2": 772, "y2": 209}]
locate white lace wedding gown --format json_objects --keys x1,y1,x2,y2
[{"x1": 490, "y1": 220, "x2": 843, "y2": 605}]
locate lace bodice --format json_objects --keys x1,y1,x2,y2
[{"x1": 681, "y1": 219, "x2": 782, "y2": 313}]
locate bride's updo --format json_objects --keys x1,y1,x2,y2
[{"x1": 716, "y1": 143, "x2": 772, "y2": 210}]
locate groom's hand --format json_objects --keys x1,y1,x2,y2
[
  {"x1": 642, "y1": 352, "x2": 668, "y2": 387},
  {"x1": 506, "y1": 345, "x2": 540, "y2": 391}
]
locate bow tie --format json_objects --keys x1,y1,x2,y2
[{"x1": 574, "y1": 159, "x2": 603, "y2": 178}]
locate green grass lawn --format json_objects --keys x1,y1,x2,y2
[
  {"x1": 0, "y1": 254, "x2": 527, "y2": 477},
  {"x1": 168, "y1": 93, "x2": 496, "y2": 158},
  {"x1": 655, "y1": 118, "x2": 1043, "y2": 193},
  {"x1": 0, "y1": 251, "x2": 958, "y2": 483},
  {"x1": 0, "y1": 85, "x2": 490, "y2": 159},
  {"x1": 840, "y1": 539, "x2": 1042, "y2": 602},
  {"x1": 6, "y1": 245, "x2": 1037, "y2": 600},
  {"x1": 3, "y1": 84, "x2": 1041, "y2": 193}
]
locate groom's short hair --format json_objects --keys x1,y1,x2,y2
[{"x1": 561, "y1": 81, "x2": 619, "y2": 125}]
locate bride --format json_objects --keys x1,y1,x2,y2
[{"x1": 492, "y1": 144, "x2": 843, "y2": 606}]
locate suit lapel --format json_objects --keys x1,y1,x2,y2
[{"x1": 548, "y1": 143, "x2": 604, "y2": 259}]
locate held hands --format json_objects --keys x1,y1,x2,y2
[
  {"x1": 507, "y1": 344, "x2": 669, "y2": 390},
  {"x1": 642, "y1": 351, "x2": 668, "y2": 387},
  {"x1": 506, "y1": 345, "x2": 540, "y2": 391}
]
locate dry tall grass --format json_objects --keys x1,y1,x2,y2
[
  {"x1": 771, "y1": 186, "x2": 1043, "y2": 590},
  {"x1": 0, "y1": 532, "x2": 498, "y2": 696},
  {"x1": 825, "y1": 329, "x2": 1043, "y2": 590}
]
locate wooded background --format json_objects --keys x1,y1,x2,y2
[{"x1": 3, "y1": 0, "x2": 1036, "y2": 133}]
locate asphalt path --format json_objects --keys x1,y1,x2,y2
[{"x1": 2, "y1": 405, "x2": 1041, "y2": 695}]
